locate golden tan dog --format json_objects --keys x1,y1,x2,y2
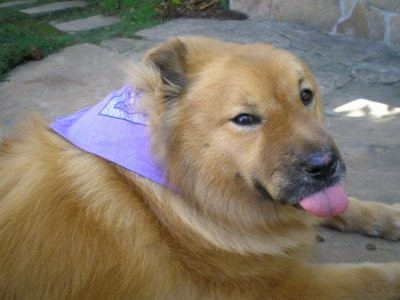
[{"x1": 0, "y1": 36, "x2": 400, "y2": 299}]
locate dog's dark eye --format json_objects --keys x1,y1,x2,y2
[
  {"x1": 232, "y1": 113, "x2": 262, "y2": 126},
  {"x1": 300, "y1": 89, "x2": 313, "y2": 105}
]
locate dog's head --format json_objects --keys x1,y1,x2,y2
[{"x1": 139, "y1": 36, "x2": 347, "y2": 219}]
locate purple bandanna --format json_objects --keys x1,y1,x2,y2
[{"x1": 50, "y1": 85, "x2": 167, "y2": 186}]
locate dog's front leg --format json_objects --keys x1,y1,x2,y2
[
  {"x1": 277, "y1": 262, "x2": 400, "y2": 300},
  {"x1": 320, "y1": 197, "x2": 400, "y2": 240}
]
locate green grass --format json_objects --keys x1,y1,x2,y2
[{"x1": 0, "y1": 0, "x2": 162, "y2": 81}]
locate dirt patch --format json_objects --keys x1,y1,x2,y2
[{"x1": 157, "y1": 0, "x2": 247, "y2": 20}]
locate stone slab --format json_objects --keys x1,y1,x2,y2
[
  {"x1": 100, "y1": 38, "x2": 159, "y2": 62},
  {"x1": 136, "y1": 19, "x2": 291, "y2": 48},
  {"x1": 0, "y1": 0, "x2": 35, "y2": 8},
  {"x1": 100, "y1": 38, "x2": 157, "y2": 54},
  {"x1": 231, "y1": 0, "x2": 400, "y2": 46},
  {"x1": 280, "y1": 25, "x2": 386, "y2": 67},
  {"x1": 0, "y1": 43, "x2": 131, "y2": 136},
  {"x1": 19, "y1": 1, "x2": 86, "y2": 16},
  {"x1": 351, "y1": 62, "x2": 400, "y2": 84},
  {"x1": 337, "y1": 2, "x2": 380, "y2": 40},
  {"x1": 273, "y1": 0, "x2": 341, "y2": 32},
  {"x1": 52, "y1": 15, "x2": 120, "y2": 32},
  {"x1": 230, "y1": 0, "x2": 273, "y2": 19},
  {"x1": 324, "y1": 83, "x2": 400, "y2": 204},
  {"x1": 315, "y1": 227, "x2": 400, "y2": 263},
  {"x1": 368, "y1": 0, "x2": 400, "y2": 13},
  {"x1": 391, "y1": 15, "x2": 400, "y2": 45},
  {"x1": 314, "y1": 70, "x2": 352, "y2": 96}
]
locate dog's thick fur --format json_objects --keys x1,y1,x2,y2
[{"x1": 1, "y1": 37, "x2": 400, "y2": 299}]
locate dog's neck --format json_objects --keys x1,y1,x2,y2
[{"x1": 119, "y1": 167, "x2": 315, "y2": 281}]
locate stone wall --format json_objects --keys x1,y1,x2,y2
[{"x1": 230, "y1": 0, "x2": 400, "y2": 46}]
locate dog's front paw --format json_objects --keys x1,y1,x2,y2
[
  {"x1": 324, "y1": 198, "x2": 400, "y2": 241},
  {"x1": 367, "y1": 203, "x2": 400, "y2": 240}
]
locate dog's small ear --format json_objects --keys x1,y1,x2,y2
[{"x1": 145, "y1": 38, "x2": 187, "y2": 101}]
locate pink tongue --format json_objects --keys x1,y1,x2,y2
[{"x1": 299, "y1": 185, "x2": 348, "y2": 217}]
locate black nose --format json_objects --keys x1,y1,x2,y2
[{"x1": 301, "y1": 150, "x2": 338, "y2": 181}]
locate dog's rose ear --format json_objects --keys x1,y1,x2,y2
[{"x1": 145, "y1": 38, "x2": 187, "y2": 100}]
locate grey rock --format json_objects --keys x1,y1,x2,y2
[
  {"x1": 0, "y1": 0, "x2": 36, "y2": 8},
  {"x1": 368, "y1": 0, "x2": 400, "y2": 13},
  {"x1": 231, "y1": 0, "x2": 273, "y2": 19},
  {"x1": 390, "y1": 15, "x2": 400, "y2": 46},
  {"x1": 136, "y1": 19, "x2": 291, "y2": 48},
  {"x1": 273, "y1": 0, "x2": 341, "y2": 32},
  {"x1": 19, "y1": 1, "x2": 86, "y2": 16},
  {"x1": 101, "y1": 38, "x2": 157, "y2": 54},
  {"x1": 0, "y1": 43, "x2": 131, "y2": 136},
  {"x1": 314, "y1": 228, "x2": 400, "y2": 263},
  {"x1": 52, "y1": 15, "x2": 120, "y2": 32},
  {"x1": 350, "y1": 62, "x2": 400, "y2": 84},
  {"x1": 314, "y1": 70, "x2": 352, "y2": 96}
]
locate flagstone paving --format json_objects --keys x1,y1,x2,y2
[
  {"x1": 0, "y1": 0, "x2": 35, "y2": 8},
  {"x1": 19, "y1": 0, "x2": 86, "y2": 16},
  {"x1": 13, "y1": 0, "x2": 121, "y2": 32},
  {"x1": 52, "y1": 15, "x2": 120, "y2": 32}
]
